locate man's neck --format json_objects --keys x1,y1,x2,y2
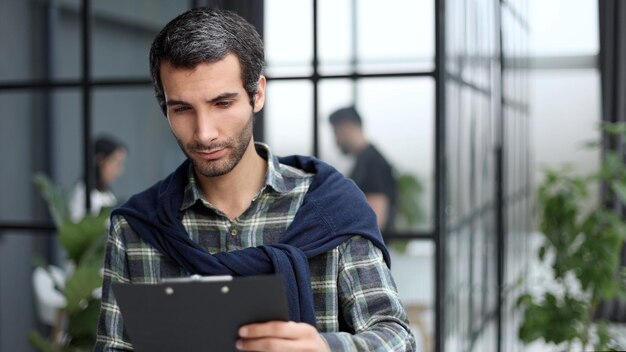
[{"x1": 195, "y1": 140, "x2": 267, "y2": 220}]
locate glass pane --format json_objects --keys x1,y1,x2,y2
[
  {"x1": 456, "y1": 87, "x2": 473, "y2": 220},
  {"x1": 485, "y1": 211, "x2": 498, "y2": 314},
  {"x1": 528, "y1": 0, "x2": 598, "y2": 56},
  {"x1": 475, "y1": 94, "x2": 495, "y2": 205},
  {"x1": 264, "y1": 0, "x2": 313, "y2": 77},
  {"x1": 502, "y1": 6, "x2": 525, "y2": 59},
  {"x1": 51, "y1": 90, "x2": 83, "y2": 193},
  {"x1": 318, "y1": 0, "x2": 353, "y2": 75},
  {"x1": 53, "y1": 3, "x2": 82, "y2": 80},
  {"x1": 0, "y1": 2, "x2": 39, "y2": 80},
  {"x1": 445, "y1": 0, "x2": 464, "y2": 76},
  {"x1": 263, "y1": 80, "x2": 313, "y2": 157},
  {"x1": 1, "y1": 92, "x2": 44, "y2": 221},
  {"x1": 91, "y1": 1, "x2": 189, "y2": 79},
  {"x1": 92, "y1": 87, "x2": 183, "y2": 202},
  {"x1": 0, "y1": 1, "x2": 80, "y2": 81},
  {"x1": 477, "y1": 0, "x2": 496, "y2": 58},
  {"x1": 0, "y1": 235, "x2": 46, "y2": 352},
  {"x1": 356, "y1": 0, "x2": 434, "y2": 73},
  {"x1": 318, "y1": 79, "x2": 354, "y2": 174},
  {"x1": 529, "y1": 69, "x2": 601, "y2": 182},
  {"x1": 445, "y1": 80, "x2": 461, "y2": 225},
  {"x1": 473, "y1": 320, "x2": 497, "y2": 352},
  {"x1": 455, "y1": 227, "x2": 471, "y2": 348},
  {"x1": 0, "y1": 90, "x2": 82, "y2": 221},
  {"x1": 319, "y1": 77, "x2": 435, "y2": 232},
  {"x1": 471, "y1": 222, "x2": 485, "y2": 326},
  {"x1": 389, "y1": 240, "x2": 434, "y2": 352}
]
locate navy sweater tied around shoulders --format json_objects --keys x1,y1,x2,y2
[{"x1": 112, "y1": 155, "x2": 390, "y2": 326}]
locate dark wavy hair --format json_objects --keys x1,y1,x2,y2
[
  {"x1": 328, "y1": 106, "x2": 363, "y2": 127},
  {"x1": 149, "y1": 7, "x2": 265, "y2": 115}
]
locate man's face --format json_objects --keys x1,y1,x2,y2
[
  {"x1": 160, "y1": 54, "x2": 266, "y2": 178},
  {"x1": 332, "y1": 122, "x2": 354, "y2": 155}
]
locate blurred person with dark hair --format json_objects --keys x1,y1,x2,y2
[
  {"x1": 68, "y1": 135, "x2": 127, "y2": 222},
  {"x1": 95, "y1": 8, "x2": 415, "y2": 352},
  {"x1": 329, "y1": 106, "x2": 397, "y2": 232}
]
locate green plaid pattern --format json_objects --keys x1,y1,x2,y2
[{"x1": 95, "y1": 144, "x2": 415, "y2": 351}]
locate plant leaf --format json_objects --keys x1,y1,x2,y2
[
  {"x1": 67, "y1": 298, "x2": 101, "y2": 343},
  {"x1": 395, "y1": 173, "x2": 425, "y2": 231},
  {"x1": 58, "y1": 209, "x2": 110, "y2": 264},
  {"x1": 64, "y1": 264, "x2": 102, "y2": 315},
  {"x1": 611, "y1": 181, "x2": 626, "y2": 205},
  {"x1": 33, "y1": 173, "x2": 70, "y2": 227},
  {"x1": 28, "y1": 330, "x2": 61, "y2": 352}
]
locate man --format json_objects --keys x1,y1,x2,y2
[
  {"x1": 95, "y1": 8, "x2": 415, "y2": 352},
  {"x1": 329, "y1": 107, "x2": 398, "y2": 232}
]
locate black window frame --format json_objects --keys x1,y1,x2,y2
[{"x1": 0, "y1": 1, "x2": 534, "y2": 352}]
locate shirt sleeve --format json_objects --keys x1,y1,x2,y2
[
  {"x1": 94, "y1": 215, "x2": 135, "y2": 351},
  {"x1": 320, "y1": 236, "x2": 417, "y2": 351}
]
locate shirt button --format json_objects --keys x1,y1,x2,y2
[{"x1": 230, "y1": 228, "x2": 237, "y2": 236}]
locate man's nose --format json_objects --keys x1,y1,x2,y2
[{"x1": 195, "y1": 110, "x2": 219, "y2": 143}]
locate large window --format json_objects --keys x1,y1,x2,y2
[
  {"x1": 0, "y1": 1, "x2": 533, "y2": 352},
  {"x1": 263, "y1": 2, "x2": 437, "y2": 349},
  {"x1": 0, "y1": 2, "x2": 189, "y2": 351},
  {"x1": 444, "y1": 0, "x2": 531, "y2": 351}
]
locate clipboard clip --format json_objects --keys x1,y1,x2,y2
[
  {"x1": 160, "y1": 275, "x2": 234, "y2": 283},
  {"x1": 160, "y1": 275, "x2": 234, "y2": 296}
]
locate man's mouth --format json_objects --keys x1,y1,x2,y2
[{"x1": 195, "y1": 147, "x2": 226, "y2": 160}]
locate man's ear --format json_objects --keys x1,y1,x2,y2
[{"x1": 253, "y1": 75, "x2": 266, "y2": 113}]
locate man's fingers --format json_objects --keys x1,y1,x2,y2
[
  {"x1": 239, "y1": 321, "x2": 310, "y2": 339},
  {"x1": 236, "y1": 337, "x2": 319, "y2": 352},
  {"x1": 237, "y1": 321, "x2": 329, "y2": 352}
]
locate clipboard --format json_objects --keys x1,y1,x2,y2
[{"x1": 112, "y1": 275, "x2": 289, "y2": 352}]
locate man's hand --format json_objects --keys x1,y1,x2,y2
[{"x1": 236, "y1": 321, "x2": 330, "y2": 352}]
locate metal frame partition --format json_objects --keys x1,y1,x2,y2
[
  {"x1": 264, "y1": 1, "x2": 446, "y2": 350},
  {"x1": 3, "y1": 0, "x2": 443, "y2": 345},
  {"x1": 0, "y1": 1, "x2": 533, "y2": 352}
]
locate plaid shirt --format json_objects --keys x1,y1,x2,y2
[{"x1": 95, "y1": 143, "x2": 415, "y2": 351}]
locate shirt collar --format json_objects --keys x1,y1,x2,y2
[{"x1": 180, "y1": 142, "x2": 295, "y2": 211}]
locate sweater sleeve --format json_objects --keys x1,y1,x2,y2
[
  {"x1": 94, "y1": 215, "x2": 134, "y2": 351},
  {"x1": 320, "y1": 236, "x2": 416, "y2": 351}
]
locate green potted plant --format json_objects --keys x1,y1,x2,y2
[
  {"x1": 395, "y1": 172, "x2": 425, "y2": 232},
  {"x1": 389, "y1": 172, "x2": 425, "y2": 253},
  {"x1": 29, "y1": 174, "x2": 110, "y2": 352},
  {"x1": 516, "y1": 123, "x2": 626, "y2": 351}
]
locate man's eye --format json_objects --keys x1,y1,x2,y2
[
  {"x1": 216, "y1": 101, "x2": 233, "y2": 109},
  {"x1": 173, "y1": 106, "x2": 191, "y2": 113}
]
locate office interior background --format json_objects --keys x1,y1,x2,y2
[{"x1": 0, "y1": 0, "x2": 620, "y2": 351}]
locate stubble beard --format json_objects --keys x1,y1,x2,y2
[{"x1": 176, "y1": 112, "x2": 254, "y2": 178}]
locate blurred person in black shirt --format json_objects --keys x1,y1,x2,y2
[{"x1": 329, "y1": 106, "x2": 397, "y2": 232}]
